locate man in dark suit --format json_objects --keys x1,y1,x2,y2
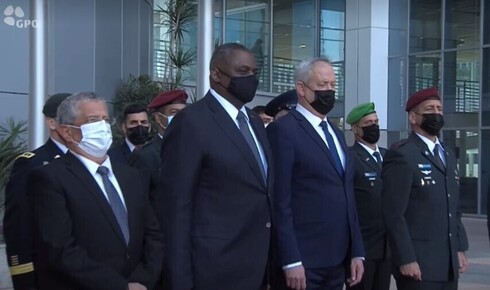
[
  {"x1": 128, "y1": 90, "x2": 187, "y2": 214},
  {"x1": 108, "y1": 103, "x2": 150, "y2": 164},
  {"x1": 264, "y1": 89, "x2": 298, "y2": 121},
  {"x1": 267, "y1": 58, "x2": 364, "y2": 290},
  {"x1": 382, "y1": 87, "x2": 469, "y2": 290},
  {"x1": 4, "y1": 92, "x2": 71, "y2": 290},
  {"x1": 346, "y1": 102, "x2": 390, "y2": 290},
  {"x1": 160, "y1": 43, "x2": 273, "y2": 290},
  {"x1": 26, "y1": 92, "x2": 164, "y2": 290}
]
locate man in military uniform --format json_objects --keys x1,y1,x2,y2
[
  {"x1": 128, "y1": 89, "x2": 187, "y2": 220},
  {"x1": 346, "y1": 102, "x2": 390, "y2": 290},
  {"x1": 264, "y1": 89, "x2": 298, "y2": 121},
  {"x1": 382, "y1": 87, "x2": 469, "y2": 290},
  {"x1": 3, "y1": 93, "x2": 71, "y2": 290}
]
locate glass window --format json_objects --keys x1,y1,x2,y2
[
  {"x1": 443, "y1": 129, "x2": 479, "y2": 214},
  {"x1": 481, "y1": 130, "x2": 490, "y2": 215},
  {"x1": 409, "y1": 0, "x2": 442, "y2": 53},
  {"x1": 483, "y1": 48, "x2": 490, "y2": 125},
  {"x1": 443, "y1": 50, "x2": 479, "y2": 128},
  {"x1": 408, "y1": 53, "x2": 441, "y2": 96},
  {"x1": 273, "y1": 0, "x2": 315, "y2": 93},
  {"x1": 388, "y1": 57, "x2": 408, "y2": 131},
  {"x1": 225, "y1": 0, "x2": 271, "y2": 92},
  {"x1": 320, "y1": 0, "x2": 345, "y2": 104},
  {"x1": 389, "y1": 0, "x2": 408, "y2": 57},
  {"x1": 485, "y1": 0, "x2": 490, "y2": 44},
  {"x1": 444, "y1": 0, "x2": 480, "y2": 49}
]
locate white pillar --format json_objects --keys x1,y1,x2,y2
[
  {"x1": 196, "y1": 0, "x2": 213, "y2": 98},
  {"x1": 29, "y1": 0, "x2": 47, "y2": 150}
]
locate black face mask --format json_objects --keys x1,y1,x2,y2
[
  {"x1": 420, "y1": 113, "x2": 444, "y2": 136},
  {"x1": 303, "y1": 83, "x2": 336, "y2": 115},
  {"x1": 360, "y1": 124, "x2": 380, "y2": 144},
  {"x1": 218, "y1": 69, "x2": 259, "y2": 104},
  {"x1": 126, "y1": 125, "x2": 150, "y2": 145}
]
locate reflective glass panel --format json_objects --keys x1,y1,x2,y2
[
  {"x1": 408, "y1": 54, "x2": 441, "y2": 96},
  {"x1": 443, "y1": 129, "x2": 479, "y2": 214},
  {"x1": 482, "y1": 48, "x2": 490, "y2": 125},
  {"x1": 443, "y1": 50, "x2": 479, "y2": 128},
  {"x1": 444, "y1": 0, "x2": 480, "y2": 49},
  {"x1": 409, "y1": 0, "x2": 442, "y2": 53}
]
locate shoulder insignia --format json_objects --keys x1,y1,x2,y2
[
  {"x1": 390, "y1": 139, "x2": 408, "y2": 150},
  {"x1": 16, "y1": 152, "x2": 35, "y2": 160}
]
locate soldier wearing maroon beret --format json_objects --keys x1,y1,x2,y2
[
  {"x1": 128, "y1": 89, "x2": 188, "y2": 226},
  {"x1": 382, "y1": 87, "x2": 469, "y2": 290}
]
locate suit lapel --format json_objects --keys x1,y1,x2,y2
[
  {"x1": 410, "y1": 133, "x2": 446, "y2": 173},
  {"x1": 63, "y1": 152, "x2": 127, "y2": 244},
  {"x1": 45, "y1": 138, "x2": 64, "y2": 158},
  {"x1": 353, "y1": 142, "x2": 381, "y2": 173},
  {"x1": 205, "y1": 94, "x2": 266, "y2": 188},
  {"x1": 291, "y1": 111, "x2": 342, "y2": 178}
]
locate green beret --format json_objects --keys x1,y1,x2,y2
[{"x1": 346, "y1": 102, "x2": 376, "y2": 125}]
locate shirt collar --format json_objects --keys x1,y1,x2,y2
[
  {"x1": 125, "y1": 138, "x2": 136, "y2": 152},
  {"x1": 70, "y1": 151, "x2": 113, "y2": 176},
  {"x1": 295, "y1": 103, "x2": 326, "y2": 128},
  {"x1": 210, "y1": 88, "x2": 249, "y2": 121},
  {"x1": 415, "y1": 132, "x2": 444, "y2": 152},
  {"x1": 51, "y1": 137, "x2": 68, "y2": 153},
  {"x1": 357, "y1": 141, "x2": 380, "y2": 156}
]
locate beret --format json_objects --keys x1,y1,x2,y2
[
  {"x1": 346, "y1": 102, "x2": 376, "y2": 125},
  {"x1": 148, "y1": 89, "x2": 188, "y2": 110},
  {"x1": 43, "y1": 93, "x2": 72, "y2": 118},
  {"x1": 406, "y1": 87, "x2": 440, "y2": 112},
  {"x1": 264, "y1": 89, "x2": 298, "y2": 117}
]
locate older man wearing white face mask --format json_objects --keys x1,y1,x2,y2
[{"x1": 26, "y1": 92, "x2": 164, "y2": 290}]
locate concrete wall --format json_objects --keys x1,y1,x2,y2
[{"x1": 0, "y1": 0, "x2": 153, "y2": 124}]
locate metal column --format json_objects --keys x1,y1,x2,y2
[{"x1": 196, "y1": 0, "x2": 214, "y2": 98}]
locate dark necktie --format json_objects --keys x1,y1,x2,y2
[
  {"x1": 97, "y1": 166, "x2": 130, "y2": 245},
  {"x1": 237, "y1": 111, "x2": 266, "y2": 181},
  {"x1": 373, "y1": 151, "x2": 382, "y2": 168},
  {"x1": 319, "y1": 121, "x2": 344, "y2": 176},
  {"x1": 433, "y1": 144, "x2": 446, "y2": 169}
]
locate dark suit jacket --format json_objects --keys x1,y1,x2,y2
[
  {"x1": 160, "y1": 92, "x2": 273, "y2": 290},
  {"x1": 26, "y1": 152, "x2": 164, "y2": 290},
  {"x1": 350, "y1": 142, "x2": 388, "y2": 260},
  {"x1": 382, "y1": 132, "x2": 469, "y2": 281},
  {"x1": 108, "y1": 141, "x2": 132, "y2": 164},
  {"x1": 128, "y1": 136, "x2": 162, "y2": 224},
  {"x1": 267, "y1": 110, "x2": 364, "y2": 269},
  {"x1": 4, "y1": 138, "x2": 63, "y2": 290}
]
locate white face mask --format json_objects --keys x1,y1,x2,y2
[
  {"x1": 157, "y1": 112, "x2": 174, "y2": 129},
  {"x1": 69, "y1": 120, "x2": 113, "y2": 158}
]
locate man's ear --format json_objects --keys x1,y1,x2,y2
[
  {"x1": 121, "y1": 122, "x2": 127, "y2": 135},
  {"x1": 210, "y1": 67, "x2": 221, "y2": 83},
  {"x1": 295, "y1": 82, "x2": 306, "y2": 99},
  {"x1": 59, "y1": 126, "x2": 75, "y2": 143},
  {"x1": 45, "y1": 117, "x2": 57, "y2": 130},
  {"x1": 408, "y1": 111, "x2": 417, "y2": 126}
]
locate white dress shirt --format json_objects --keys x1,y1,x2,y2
[
  {"x1": 70, "y1": 151, "x2": 127, "y2": 210},
  {"x1": 357, "y1": 141, "x2": 383, "y2": 163},
  {"x1": 210, "y1": 89, "x2": 268, "y2": 174},
  {"x1": 125, "y1": 138, "x2": 136, "y2": 152},
  {"x1": 295, "y1": 104, "x2": 345, "y2": 169},
  {"x1": 51, "y1": 137, "x2": 68, "y2": 154},
  {"x1": 416, "y1": 133, "x2": 445, "y2": 163}
]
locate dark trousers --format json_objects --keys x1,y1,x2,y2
[
  {"x1": 304, "y1": 265, "x2": 345, "y2": 290},
  {"x1": 346, "y1": 259, "x2": 391, "y2": 290},
  {"x1": 396, "y1": 277, "x2": 457, "y2": 290}
]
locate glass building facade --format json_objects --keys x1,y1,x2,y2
[{"x1": 153, "y1": 0, "x2": 489, "y2": 216}]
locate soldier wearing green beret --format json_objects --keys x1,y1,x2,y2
[{"x1": 346, "y1": 102, "x2": 391, "y2": 290}]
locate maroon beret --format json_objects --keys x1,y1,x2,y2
[
  {"x1": 148, "y1": 89, "x2": 188, "y2": 110},
  {"x1": 405, "y1": 87, "x2": 440, "y2": 112}
]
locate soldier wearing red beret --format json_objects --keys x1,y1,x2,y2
[
  {"x1": 382, "y1": 87, "x2": 469, "y2": 290},
  {"x1": 128, "y1": 89, "x2": 187, "y2": 224}
]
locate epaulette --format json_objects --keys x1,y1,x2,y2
[
  {"x1": 16, "y1": 152, "x2": 35, "y2": 160},
  {"x1": 390, "y1": 139, "x2": 408, "y2": 150}
]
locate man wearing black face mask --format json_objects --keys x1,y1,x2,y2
[
  {"x1": 346, "y1": 102, "x2": 391, "y2": 290},
  {"x1": 382, "y1": 87, "x2": 469, "y2": 290},
  {"x1": 267, "y1": 58, "x2": 364, "y2": 290},
  {"x1": 108, "y1": 104, "x2": 150, "y2": 164},
  {"x1": 159, "y1": 43, "x2": 273, "y2": 290}
]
